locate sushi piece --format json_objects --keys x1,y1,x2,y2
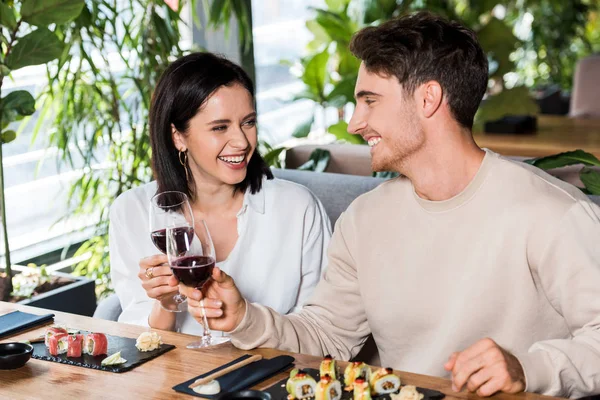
[
  {"x1": 370, "y1": 367, "x2": 401, "y2": 395},
  {"x1": 45, "y1": 326, "x2": 67, "y2": 346},
  {"x1": 286, "y1": 369, "x2": 317, "y2": 399},
  {"x1": 344, "y1": 362, "x2": 371, "y2": 391},
  {"x1": 353, "y1": 378, "x2": 371, "y2": 400},
  {"x1": 47, "y1": 333, "x2": 68, "y2": 356},
  {"x1": 320, "y1": 355, "x2": 338, "y2": 380},
  {"x1": 315, "y1": 374, "x2": 342, "y2": 400},
  {"x1": 84, "y1": 333, "x2": 108, "y2": 356},
  {"x1": 67, "y1": 334, "x2": 84, "y2": 358}
]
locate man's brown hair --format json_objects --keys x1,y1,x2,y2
[{"x1": 350, "y1": 12, "x2": 489, "y2": 129}]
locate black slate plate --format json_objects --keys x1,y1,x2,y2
[
  {"x1": 31, "y1": 331, "x2": 175, "y2": 373},
  {"x1": 263, "y1": 368, "x2": 445, "y2": 400},
  {"x1": 173, "y1": 354, "x2": 295, "y2": 398}
]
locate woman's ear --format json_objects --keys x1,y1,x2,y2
[{"x1": 171, "y1": 124, "x2": 186, "y2": 152}]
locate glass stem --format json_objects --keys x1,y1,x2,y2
[{"x1": 201, "y1": 298, "x2": 212, "y2": 344}]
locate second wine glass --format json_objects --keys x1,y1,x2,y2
[{"x1": 165, "y1": 220, "x2": 231, "y2": 348}]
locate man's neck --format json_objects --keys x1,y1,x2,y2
[{"x1": 400, "y1": 132, "x2": 485, "y2": 202}]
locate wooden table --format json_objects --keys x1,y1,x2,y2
[
  {"x1": 474, "y1": 116, "x2": 600, "y2": 159},
  {"x1": 0, "y1": 303, "x2": 562, "y2": 400}
]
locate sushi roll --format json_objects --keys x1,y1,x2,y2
[
  {"x1": 45, "y1": 326, "x2": 67, "y2": 346},
  {"x1": 67, "y1": 334, "x2": 84, "y2": 358},
  {"x1": 286, "y1": 369, "x2": 317, "y2": 399},
  {"x1": 320, "y1": 355, "x2": 338, "y2": 380},
  {"x1": 344, "y1": 362, "x2": 371, "y2": 391},
  {"x1": 370, "y1": 367, "x2": 401, "y2": 395},
  {"x1": 47, "y1": 333, "x2": 68, "y2": 356},
  {"x1": 315, "y1": 374, "x2": 342, "y2": 400},
  {"x1": 353, "y1": 378, "x2": 371, "y2": 400},
  {"x1": 84, "y1": 333, "x2": 108, "y2": 356}
]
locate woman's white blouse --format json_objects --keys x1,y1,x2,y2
[{"x1": 109, "y1": 178, "x2": 332, "y2": 335}]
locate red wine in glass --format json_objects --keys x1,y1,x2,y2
[
  {"x1": 170, "y1": 255, "x2": 215, "y2": 287},
  {"x1": 150, "y1": 226, "x2": 194, "y2": 255}
]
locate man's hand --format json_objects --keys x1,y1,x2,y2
[
  {"x1": 444, "y1": 338, "x2": 526, "y2": 397},
  {"x1": 178, "y1": 267, "x2": 247, "y2": 332}
]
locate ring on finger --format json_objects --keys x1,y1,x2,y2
[{"x1": 145, "y1": 267, "x2": 154, "y2": 279}]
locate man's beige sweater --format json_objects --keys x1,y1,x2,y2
[{"x1": 230, "y1": 151, "x2": 600, "y2": 398}]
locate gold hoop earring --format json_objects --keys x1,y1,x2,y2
[{"x1": 178, "y1": 150, "x2": 190, "y2": 182}]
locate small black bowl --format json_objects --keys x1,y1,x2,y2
[
  {"x1": 0, "y1": 342, "x2": 34, "y2": 370},
  {"x1": 216, "y1": 390, "x2": 271, "y2": 400}
]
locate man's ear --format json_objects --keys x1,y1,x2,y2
[
  {"x1": 171, "y1": 124, "x2": 186, "y2": 152},
  {"x1": 419, "y1": 81, "x2": 443, "y2": 119}
]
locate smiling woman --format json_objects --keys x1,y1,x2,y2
[{"x1": 108, "y1": 52, "x2": 332, "y2": 337}]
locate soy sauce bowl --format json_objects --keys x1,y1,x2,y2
[
  {"x1": 216, "y1": 390, "x2": 271, "y2": 400},
  {"x1": 0, "y1": 342, "x2": 34, "y2": 370}
]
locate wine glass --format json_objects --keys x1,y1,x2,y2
[
  {"x1": 149, "y1": 191, "x2": 194, "y2": 313},
  {"x1": 166, "y1": 220, "x2": 231, "y2": 348}
]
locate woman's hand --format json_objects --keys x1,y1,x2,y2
[
  {"x1": 138, "y1": 254, "x2": 179, "y2": 303},
  {"x1": 179, "y1": 267, "x2": 247, "y2": 332}
]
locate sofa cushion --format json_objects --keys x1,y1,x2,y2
[{"x1": 272, "y1": 168, "x2": 387, "y2": 226}]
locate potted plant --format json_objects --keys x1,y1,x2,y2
[{"x1": 0, "y1": 0, "x2": 96, "y2": 314}]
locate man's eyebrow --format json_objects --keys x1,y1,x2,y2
[{"x1": 354, "y1": 90, "x2": 381, "y2": 99}]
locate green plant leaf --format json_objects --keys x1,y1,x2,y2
[
  {"x1": 326, "y1": 77, "x2": 356, "y2": 107},
  {"x1": 327, "y1": 120, "x2": 364, "y2": 144},
  {"x1": 0, "y1": 2, "x2": 18, "y2": 30},
  {"x1": 525, "y1": 150, "x2": 600, "y2": 169},
  {"x1": 337, "y1": 46, "x2": 360, "y2": 78},
  {"x1": 306, "y1": 19, "x2": 330, "y2": 48},
  {"x1": 0, "y1": 65, "x2": 11, "y2": 77},
  {"x1": 314, "y1": 9, "x2": 355, "y2": 45},
  {"x1": 476, "y1": 17, "x2": 519, "y2": 77},
  {"x1": 21, "y1": 0, "x2": 85, "y2": 27},
  {"x1": 475, "y1": 86, "x2": 539, "y2": 128},
  {"x1": 1, "y1": 130, "x2": 17, "y2": 144},
  {"x1": 302, "y1": 49, "x2": 330, "y2": 101},
  {"x1": 1, "y1": 90, "x2": 35, "y2": 124},
  {"x1": 5, "y1": 28, "x2": 64, "y2": 70},
  {"x1": 298, "y1": 148, "x2": 331, "y2": 172},
  {"x1": 580, "y1": 167, "x2": 600, "y2": 195},
  {"x1": 372, "y1": 170, "x2": 399, "y2": 179},
  {"x1": 325, "y1": 0, "x2": 350, "y2": 13},
  {"x1": 262, "y1": 146, "x2": 286, "y2": 168},
  {"x1": 292, "y1": 116, "x2": 314, "y2": 138}
]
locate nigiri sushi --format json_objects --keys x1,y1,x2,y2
[
  {"x1": 320, "y1": 355, "x2": 338, "y2": 380},
  {"x1": 370, "y1": 367, "x2": 401, "y2": 395},
  {"x1": 315, "y1": 374, "x2": 342, "y2": 400},
  {"x1": 84, "y1": 333, "x2": 108, "y2": 356},
  {"x1": 45, "y1": 326, "x2": 67, "y2": 346},
  {"x1": 47, "y1": 333, "x2": 68, "y2": 356},
  {"x1": 67, "y1": 334, "x2": 84, "y2": 358},
  {"x1": 353, "y1": 378, "x2": 371, "y2": 400},
  {"x1": 286, "y1": 369, "x2": 317, "y2": 399},
  {"x1": 344, "y1": 362, "x2": 371, "y2": 391}
]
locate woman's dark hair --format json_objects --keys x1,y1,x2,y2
[
  {"x1": 150, "y1": 52, "x2": 273, "y2": 200},
  {"x1": 349, "y1": 12, "x2": 489, "y2": 129}
]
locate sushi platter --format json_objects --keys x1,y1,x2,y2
[
  {"x1": 29, "y1": 326, "x2": 175, "y2": 373},
  {"x1": 263, "y1": 356, "x2": 445, "y2": 400}
]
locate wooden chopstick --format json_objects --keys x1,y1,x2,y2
[{"x1": 190, "y1": 355, "x2": 263, "y2": 389}]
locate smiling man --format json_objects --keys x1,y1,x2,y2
[{"x1": 179, "y1": 12, "x2": 600, "y2": 398}]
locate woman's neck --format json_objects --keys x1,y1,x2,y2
[{"x1": 190, "y1": 180, "x2": 244, "y2": 216}]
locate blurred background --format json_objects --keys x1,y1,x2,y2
[{"x1": 0, "y1": 0, "x2": 599, "y2": 309}]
